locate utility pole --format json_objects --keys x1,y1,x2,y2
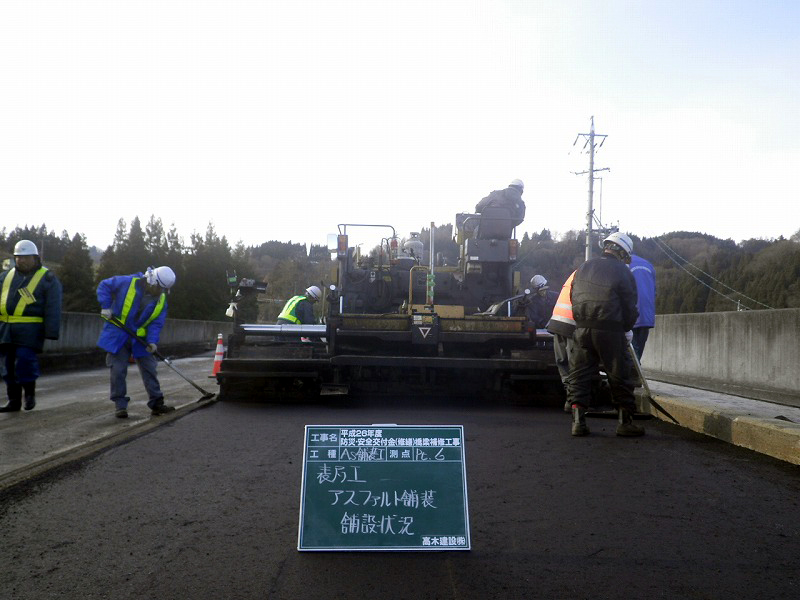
[{"x1": 572, "y1": 116, "x2": 609, "y2": 261}]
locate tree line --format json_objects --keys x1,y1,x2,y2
[
  {"x1": 511, "y1": 229, "x2": 800, "y2": 313},
  {"x1": 417, "y1": 223, "x2": 799, "y2": 314},
  {"x1": 0, "y1": 218, "x2": 330, "y2": 322},
  {"x1": 2, "y1": 220, "x2": 798, "y2": 322}
]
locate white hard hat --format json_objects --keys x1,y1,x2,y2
[
  {"x1": 602, "y1": 232, "x2": 634, "y2": 256},
  {"x1": 13, "y1": 240, "x2": 39, "y2": 256},
  {"x1": 305, "y1": 285, "x2": 322, "y2": 301},
  {"x1": 146, "y1": 266, "x2": 176, "y2": 290},
  {"x1": 509, "y1": 179, "x2": 524, "y2": 191},
  {"x1": 530, "y1": 274, "x2": 548, "y2": 289}
]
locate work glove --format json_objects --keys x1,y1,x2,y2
[
  {"x1": 101, "y1": 308, "x2": 113, "y2": 319},
  {"x1": 146, "y1": 343, "x2": 158, "y2": 354},
  {"x1": 625, "y1": 330, "x2": 633, "y2": 343}
]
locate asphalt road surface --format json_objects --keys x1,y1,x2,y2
[{"x1": 1, "y1": 394, "x2": 798, "y2": 599}]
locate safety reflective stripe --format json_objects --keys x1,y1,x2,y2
[
  {"x1": 549, "y1": 313, "x2": 574, "y2": 326},
  {"x1": 136, "y1": 293, "x2": 166, "y2": 337},
  {"x1": 118, "y1": 278, "x2": 141, "y2": 325},
  {"x1": 116, "y1": 277, "x2": 166, "y2": 337},
  {"x1": 277, "y1": 296, "x2": 305, "y2": 324},
  {"x1": 0, "y1": 269, "x2": 14, "y2": 318},
  {"x1": 551, "y1": 271, "x2": 576, "y2": 325},
  {"x1": 0, "y1": 268, "x2": 47, "y2": 323}
]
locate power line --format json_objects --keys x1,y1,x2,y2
[{"x1": 653, "y1": 238, "x2": 774, "y2": 310}]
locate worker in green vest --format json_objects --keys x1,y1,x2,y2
[
  {"x1": 0, "y1": 240, "x2": 63, "y2": 412},
  {"x1": 277, "y1": 286, "x2": 321, "y2": 325}
]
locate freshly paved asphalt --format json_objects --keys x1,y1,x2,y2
[{"x1": 0, "y1": 357, "x2": 798, "y2": 599}]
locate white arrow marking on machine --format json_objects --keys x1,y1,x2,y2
[{"x1": 418, "y1": 327, "x2": 431, "y2": 339}]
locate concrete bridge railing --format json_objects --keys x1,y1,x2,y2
[
  {"x1": 643, "y1": 308, "x2": 800, "y2": 405},
  {"x1": 40, "y1": 312, "x2": 233, "y2": 370},
  {"x1": 40, "y1": 309, "x2": 800, "y2": 405}
]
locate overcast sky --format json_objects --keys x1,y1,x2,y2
[{"x1": 2, "y1": 0, "x2": 798, "y2": 253}]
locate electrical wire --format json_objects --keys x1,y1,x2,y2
[{"x1": 653, "y1": 237, "x2": 773, "y2": 310}]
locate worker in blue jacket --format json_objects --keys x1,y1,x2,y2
[
  {"x1": 97, "y1": 266, "x2": 176, "y2": 418},
  {"x1": 0, "y1": 240, "x2": 62, "y2": 412},
  {"x1": 629, "y1": 254, "x2": 656, "y2": 360}
]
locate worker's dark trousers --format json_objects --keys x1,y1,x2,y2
[
  {"x1": 107, "y1": 340, "x2": 164, "y2": 410},
  {"x1": 552, "y1": 333, "x2": 572, "y2": 385},
  {"x1": 1, "y1": 345, "x2": 40, "y2": 384},
  {"x1": 631, "y1": 327, "x2": 650, "y2": 360},
  {"x1": 566, "y1": 327, "x2": 636, "y2": 410}
]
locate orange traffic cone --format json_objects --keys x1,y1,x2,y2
[{"x1": 212, "y1": 333, "x2": 224, "y2": 375}]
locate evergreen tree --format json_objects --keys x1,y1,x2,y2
[
  {"x1": 168, "y1": 224, "x2": 233, "y2": 320},
  {"x1": 163, "y1": 223, "x2": 185, "y2": 290},
  {"x1": 97, "y1": 217, "x2": 154, "y2": 283},
  {"x1": 56, "y1": 233, "x2": 98, "y2": 312},
  {"x1": 145, "y1": 215, "x2": 167, "y2": 263},
  {"x1": 123, "y1": 216, "x2": 148, "y2": 270},
  {"x1": 95, "y1": 219, "x2": 127, "y2": 282}
]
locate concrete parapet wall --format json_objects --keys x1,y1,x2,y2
[
  {"x1": 42, "y1": 312, "x2": 234, "y2": 352},
  {"x1": 39, "y1": 312, "x2": 233, "y2": 370},
  {"x1": 643, "y1": 308, "x2": 800, "y2": 405}
]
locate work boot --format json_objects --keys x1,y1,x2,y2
[
  {"x1": 616, "y1": 407, "x2": 645, "y2": 437},
  {"x1": 0, "y1": 383, "x2": 22, "y2": 412},
  {"x1": 571, "y1": 404, "x2": 590, "y2": 437},
  {"x1": 150, "y1": 403, "x2": 175, "y2": 416},
  {"x1": 23, "y1": 382, "x2": 36, "y2": 411},
  {"x1": 115, "y1": 408, "x2": 128, "y2": 419},
  {"x1": 563, "y1": 398, "x2": 571, "y2": 413},
  {"x1": 0, "y1": 399, "x2": 22, "y2": 412}
]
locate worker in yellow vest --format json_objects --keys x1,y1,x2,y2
[
  {"x1": 277, "y1": 286, "x2": 321, "y2": 325},
  {"x1": 97, "y1": 266, "x2": 176, "y2": 419},
  {"x1": 0, "y1": 240, "x2": 63, "y2": 412}
]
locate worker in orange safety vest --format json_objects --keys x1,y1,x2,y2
[{"x1": 545, "y1": 270, "x2": 577, "y2": 408}]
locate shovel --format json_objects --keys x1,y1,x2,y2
[
  {"x1": 103, "y1": 315, "x2": 216, "y2": 401},
  {"x1": 628, "y1": 341, "x2": 678, "y2": 425}
]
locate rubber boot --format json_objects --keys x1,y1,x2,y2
[
  {"x1": 23, "y1": 381, "x2": 36, "y2": 411},
  {"x1": 0, "y1": 383, "x2": 23, "y2": 412},
  {"x1": 571, "y1": 404, "x2": 590, "y2": 437},
  {"x1": 616, "y1": 406, "x2": 645, "y2": 437}
]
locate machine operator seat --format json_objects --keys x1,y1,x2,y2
[{"x1": 475, "y1": 206, "x2": 515, "y2": 240}]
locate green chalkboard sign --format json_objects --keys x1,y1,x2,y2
[{"x1": 297, "y1": 425, "x2": 470, "y2": 551}]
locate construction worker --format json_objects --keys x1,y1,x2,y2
[
  {"x1": 545, "y1": 270, "x2": 577, "y2": 410},
  {"x1": 475, "y1": 179, "x2": 526, "y2": 237},
  {"x1": 97, "y1": 266, "x2": 177, "y2": 418},
  {"x1": 629, "y1": 254, "x2": 656, "y2": 360},
  {"x1": 567, "y1": 232, "x2": 642, "y2": 437},
  {"x1": 525, "y1": 275, "x2": 558, "y2": 329},
  {"x1": 0, "y1": 240, "x2": 63, "y2": 412},
  {"x1": 277, "y1": 286, "x2": 321, "y2": 325}
]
